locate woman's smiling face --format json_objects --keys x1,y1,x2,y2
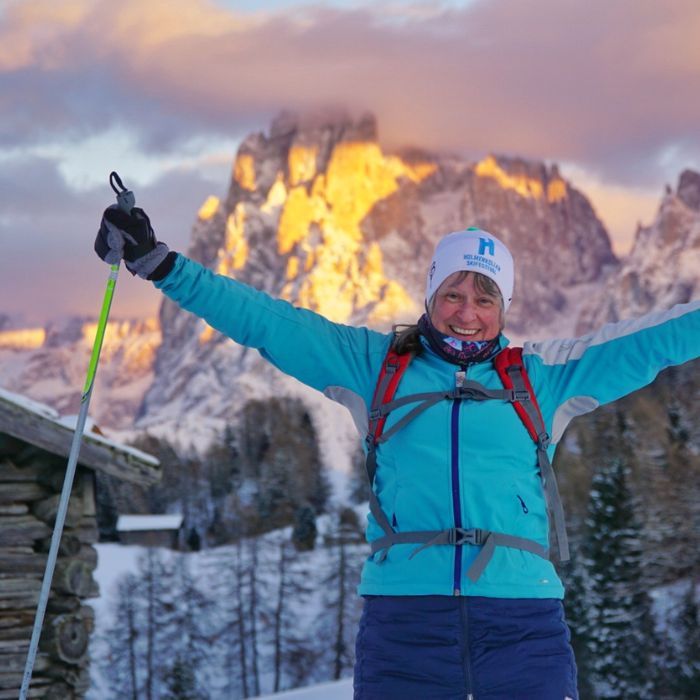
[{"x1": 430, "y1": 271, "x2": 503, "y2": 341}]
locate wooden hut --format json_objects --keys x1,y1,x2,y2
[
  {"x1": 116, "y1": 514, "x2": 184, "y2": 549},
  {"x1": 0, "y1": 388, "x2": 160, "y2": 700}
]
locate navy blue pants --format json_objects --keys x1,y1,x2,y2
[{"x1": 354, "y1": 596, "x2": 578, "y2": 700}]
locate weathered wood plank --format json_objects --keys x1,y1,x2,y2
[
  {"x1": 0, "y1": 547, "x2": 47, "y2": 576},
  {"x1": 74, "y1": 521, "x2": 99, "y2": 545},
  {"x1": 0, "y1": 578, "x2": 41, "y2": 603},
  {"x1": 53, "y1": 560, "x2": 95, "y2": 597},
  {"x1": 77, "y1": 544, "x2": 98, "y2": 569},
  {"x1": 0, "y1": 626, "x2": 31, "y2": 645},
  {"x1": 0, "y1": 674, "x2": 51, "y2": 696},
  {"x1": 0, "y1": 482, "x2": 50, "y2": 504},
  {"x1": 40, "y1": 613, "x2": 89, "y2": 665},
  {"x1": 0, "y1": 652, "x2": 49, "y2": 675},
  {"x1": 0, "y1": 516, "x2": 51, "y2": 547},
  {"x1": 0, "y1": 687, "x2": 50, "y2": 699},
  {"x1": 0, "y1": 393, "x2": 160, "y2": 484},
  {"x1": 47, "y1": 596, "x2": 80, "y2": 615},
  {"x1": 44, "y1": 663, "x2": 91, "y2": 690},
  {"x1": 0, "y1": 504, "x2": 28, "y2": 516},
  {"x1": 0, "y1": 458, "x2": 45, "y2": 482},
  {"x1": 36, "y1": 534, "x2": 81, "y2": 558},
  {"x1": 32, "y1": 494, "x2": 83, "y2": 528}
]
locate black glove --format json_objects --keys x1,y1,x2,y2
[{"x1": 95, "y1": 205, "x2": 174, "y2": 280}]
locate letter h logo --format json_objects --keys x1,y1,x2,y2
[{"x1": 478, "y1": 237, "x2": 495, "y2": 256}]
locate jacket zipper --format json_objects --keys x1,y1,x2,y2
[{"x1": 451, "y1": 394, "x2": 463, "y2": 596}]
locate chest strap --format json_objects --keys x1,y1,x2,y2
[
  {"x1": 370, "y1": 527, "x2": 548, "y2": 582},
  {"x1": 364, "y1": 347, "x2": 569, "y2": 582}
]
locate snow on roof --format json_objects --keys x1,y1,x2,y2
[
  {"x1": 0, "y1": 387, "x2": 160, "y2": 483},
  {"x1": 56, "y1": 413, "x2": 159, "y2": 467},
  {"x1": 116, "y1": 515, "x2": 184, "y2": 532},
  {"x1": 0, "y1": 387, "x2": 59, "y2": 420}
]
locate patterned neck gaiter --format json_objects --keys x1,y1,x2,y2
[{"x1": 417, "y1": 313, "x2": 501, "y2": 365}]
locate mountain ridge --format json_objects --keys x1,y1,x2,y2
[{"x1": 1, "y1": 113, "x2": 698, "y2": 462}]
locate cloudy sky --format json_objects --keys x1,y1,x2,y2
[{"x1": 1, "y1": 0, "x2": 700, "y2": 324}]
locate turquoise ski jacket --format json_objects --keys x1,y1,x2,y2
[{"x1": 156, "y1": 254, "x2": 700, "y2": 600}]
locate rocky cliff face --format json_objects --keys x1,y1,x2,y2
[
  {"x1": 3, "y1": 113, "x2": 698, "y2": 459},
  {"x1": 576, "y1": 169, "x2": 700, "y2": 332},
  {"x1": 0, "y1": 318, "x2": 159, "y2": 431},
  {"x1": 139, "y1": 111, "x2": 619, "y2": 446}
]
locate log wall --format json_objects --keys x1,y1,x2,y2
[{"x1": 0, "y1": 439, "x2": 99, "y2": 700}]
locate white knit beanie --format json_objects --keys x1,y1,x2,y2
[{"x1": 425, "y1": 228, "x2": 514, "y2": 311}]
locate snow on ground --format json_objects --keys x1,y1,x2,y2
[
  {"x1": 88, "y1": 515, "x2": 365, "y2": 699},
  {"x1": 256, "y1": 678, "x2": 353, "y2": 699}
]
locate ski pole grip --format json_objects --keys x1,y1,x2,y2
[{"x1": 109, "y1": 171, "x2": 136, "y2": 214}]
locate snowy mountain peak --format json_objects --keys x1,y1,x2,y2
[
  {"x1": 676, "y1": 168, "x2": 700, "y2": 211},
  {"x1": 474, "y1": 154, "x2": 568, "y2": 204},
  {"x1": 137, "y1": 111, "x2": 622, "y2": 446},
  {"x1": 576, "y1": 171, "x2": 700, "y2": 331},
  {"x1": 0, "y1": 316, "x2": 160, "y2": 430}
]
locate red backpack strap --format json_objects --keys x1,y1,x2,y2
[
  {"x1": 494, "y1": 347, "x2": 546, "y2": 444},
  {"x1": 367, "y1": 349, "x2": 413, "y2": 445}
]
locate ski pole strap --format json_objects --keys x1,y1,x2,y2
[
  {"x1": 109, "y1": 170, "x2": 135, "y2": 213},
  {"x1": 370, "y1": 527, "x2": 548, "y2": 582}
]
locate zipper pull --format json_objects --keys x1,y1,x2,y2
[{"x1": 455, "y1": 364, "x2": 467, "y2": 388}]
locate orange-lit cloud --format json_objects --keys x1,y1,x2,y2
[
  {"x1": 1, "y1": 0, "x2": 699, "y2": 321},
  {"x1": 1, "y1": 0, "x2": 699, "y2": 183}
]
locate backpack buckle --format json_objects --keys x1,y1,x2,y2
[
  {"x1": 450, "y1": 528, "x2": 487, "y2": 546},
  {"x1": 511, "y1": 389, "x2": 530, "y2": 402},
  {"x1": 386, "y1": 360, "x2": 401, "y2": 373}
]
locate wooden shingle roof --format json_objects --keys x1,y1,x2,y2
[{"x1": 0, "y1": 388, "x2": 160, "y2": 484}]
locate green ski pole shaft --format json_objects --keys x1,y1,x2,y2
[{"x1": 19, "y1": 172, "x2": 133, "y2": 700}]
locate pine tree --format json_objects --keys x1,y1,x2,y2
[
  {"x1": 268, "y1": 534, "x2": 317, "y2": 692},
  {"x1": 560, "y1": 553, "x2": 596, "y2": 700},
  {"x1": 584, "y1": 458, "x2": 658, "y2": 699},
  {"x1": 667, "y1": 581, "x2": 700, "y2": 699},
  {"x1": 162, "y1": 655, "x2": 207, "y2": 700},
  {"x1": 210, "y1": 538, "x2": 251, "y2": 699},
  {"x1": 162, "y1": 556, "x2": 215, "y2": 698},
  {"x1": 291, "y1": 504, "x2": 317, "y2": 551},
  {"x1": 315, "y1": 508, "x2": 366, "y2": 682},
  {"x1": 99, "y1": 573, "x2": 142, "y2": 700}
]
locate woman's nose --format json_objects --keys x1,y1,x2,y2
[{"x1": 454, "y1": 301, "x2": 478, "y2": 320}]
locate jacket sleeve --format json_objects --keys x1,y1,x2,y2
[
  {"x1": 154, "y1": 254, "x2": 391, "y2": 404},
  {"x1": 523, "y1": 299, "x2": 700, "y2": 442}
]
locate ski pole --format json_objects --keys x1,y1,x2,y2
[{"x1": 19, "y1": 172, "x2": 135, "y2": 700}]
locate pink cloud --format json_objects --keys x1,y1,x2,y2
[{"x1": 1, "y1": 0, "x2": 699, "y2": 184}]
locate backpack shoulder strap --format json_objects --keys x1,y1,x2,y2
[
  {"x1": 494, "y1": 347, "x2": 546, "y2": 443},
  {"x1": 495, "y1": 346, "x2": 570, "y2": 561},
  {"x1": 368, "y1": 349, "x2": 413, "y2": 446}
]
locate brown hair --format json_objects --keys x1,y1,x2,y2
[{"x1": 391, "y1": 271, "x2": 504, "y2": 355}]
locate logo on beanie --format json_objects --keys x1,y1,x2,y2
[
  {"x1": 429, "y1": 261, "x2": 436, "y2": 283},
  {"x1": 478, "y1": 237, "x2": 495, "y2": 256}
]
